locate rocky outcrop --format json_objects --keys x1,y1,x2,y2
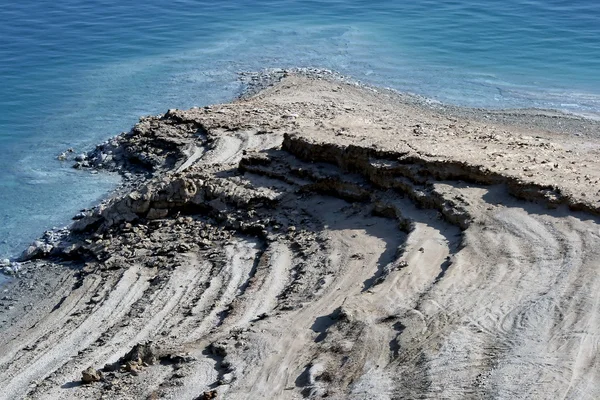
[
  {"x1": 66, "y1": 109, "x2": 207, "y2": 178},
  {"x1": 281, "y1": 133, "x2": 597, "y2": 219}
]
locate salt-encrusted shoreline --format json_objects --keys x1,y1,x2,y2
[{"x1": 2, "y1": 71, "x2": 600, "y2": 399}]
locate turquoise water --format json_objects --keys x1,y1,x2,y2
[{"x1": 1, "y1": 0, "x2": 599, "y2": 259}]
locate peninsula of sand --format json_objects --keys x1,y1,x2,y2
[{"x1": 2, "y1": 71, "x2": 600, "y2": 399}]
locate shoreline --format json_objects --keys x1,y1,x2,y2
[
  {"x1": 242, "y1": 68, "x2": 600, "y2": 133},
  {"x1": 3, "y1": 67, "x2": 599, "y2": 266},
  {"x1": 2, "y1": 71, "x2": 600, "y2": 399}
]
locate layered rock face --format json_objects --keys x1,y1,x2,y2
[{"x1": 2, "y1": 74, "x2": 600, "y2": 399}]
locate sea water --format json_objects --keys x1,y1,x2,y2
[{"x1": 1, "y1": 0, "x2": 599, "y2": 260}]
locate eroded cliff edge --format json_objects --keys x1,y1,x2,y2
[{"x1": 2, "y1": 73, "x2": 600, "y2": 400}]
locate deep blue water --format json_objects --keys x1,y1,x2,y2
[{"x1": 1, "y1": 0, "x2": 599, "y2": 261}]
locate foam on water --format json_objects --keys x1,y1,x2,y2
[{"x1": 1, "y1": 0, "x2": 599, "y2": 258}]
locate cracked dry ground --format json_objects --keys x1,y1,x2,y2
[{"x1": 2, "y1": 75, "x2": 600, "y2": 399}]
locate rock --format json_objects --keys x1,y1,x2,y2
[
  {"x1": 146, "y1": 208, "x2": 169, "y2": 220},
  {"x1": 59, "y1": 243, "x2": 82, "y2": 257},
  {"x1": 123, "y1": 342, "x2": 158, "y2": 365},
  {"x1": 75, "y1": 153, "x2": 88, "y2": 162},
  {"x1": 20, "y1": 246, "x2": 37, "y2": 260},
  {"x1": 72, "y1": 212, "x2": 87, "y2": 220},
  {"x1": 6, "y1": 262, "x2": 21, "y2": 274},
  {"x1": 123, "y1": 360, "x2": 141, "y2": 374},
  {"x1": 147, "y1": 391, "x2": 160, "y2": 400},
  {"x1": 81, "y1": 367, "x2": 103, "y2": 383},
  {"x1": 0, "y1": 258, "x2": 9, "y2": 267},
  {"x1": 102, "y1": 342, "x2": 159, "y2": 374},
  {"x1": 20, "y1": 241, "x2": 53, "y2": 261},
  {"x1": 89, "y1": 294, "x2": 102, "y2": 304},
  {"x1": 198, "y1": 391, "x2": 218, "y2": 400},
  {"x1": 219, "y1": 372, "x2": 234, "y2": 384}
]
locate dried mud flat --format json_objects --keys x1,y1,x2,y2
[{"x1": 2, "y1": 73, "x2": 600, "y2": 399}]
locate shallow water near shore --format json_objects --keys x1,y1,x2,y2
[{"x1": 1, "y1": 0, "x2": 599, "y2": 258}]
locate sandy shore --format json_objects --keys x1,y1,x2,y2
[{"x1": 2, "y1": 72, "x2": 600, "y2": 399}]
